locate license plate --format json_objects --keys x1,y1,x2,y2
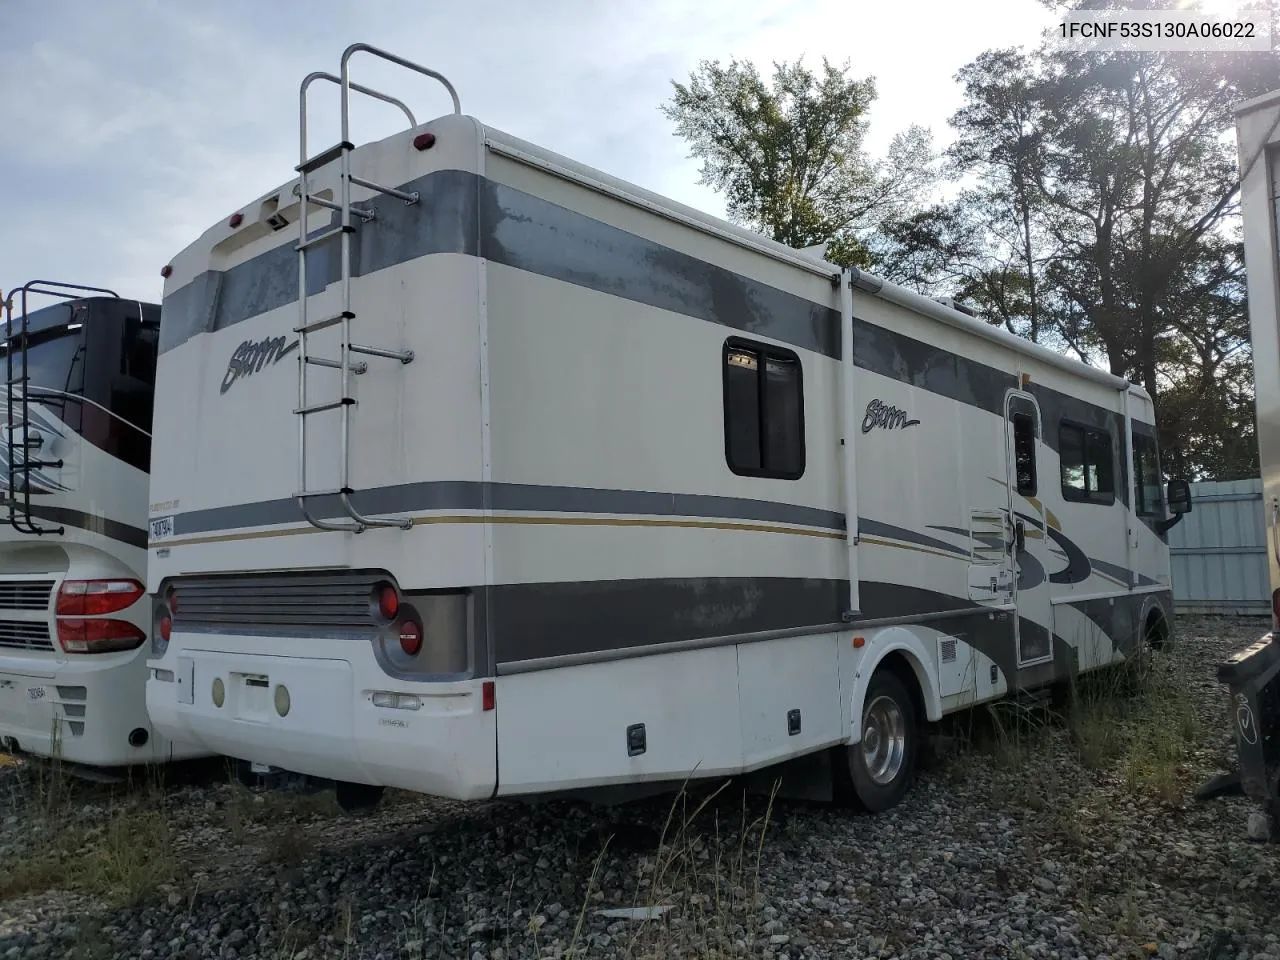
[
  {"x1": 149, "y1": 516, "x2": 174, "y2": 542},
  {"x1": 250, "y1": 762, "x2": 272, "y2": 774}
]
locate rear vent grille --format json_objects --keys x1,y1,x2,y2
[
  {"x1": 0, "y1": 619, "x2": 53, "y2": 652},
  {"x1": 939, "y1": 637, "x2": 958, "y2": 664},
  {"x1": 0, "y1": 579, "x2": 54, "y2": 612},
  {"x1": 170, "y1": 570, "x2": 383, "y2": 632}
]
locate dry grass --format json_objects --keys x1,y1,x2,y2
[{"x1": 0, "y1": 758, "x2": 177, "y2": 908}]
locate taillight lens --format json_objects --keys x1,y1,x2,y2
[
  {"x1": 398, "y1": 620, "x2": 422, "y2": 656},
  {"x1": 377, "y1": 585, "x2": 399, "y2": 620},
  {"x1": 56, "y1": 579, "x2": 145, "y2": 617},
  {"x1": 57, "y1": 618, "x2": 146, "y2": 654}
]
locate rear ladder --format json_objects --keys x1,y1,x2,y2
[
  {"x1": 0, "y1": 281, "x2": 120, "y2": 536},
  {"x1": 294, "y1": 43, "x2": 462, "y2": 533}
]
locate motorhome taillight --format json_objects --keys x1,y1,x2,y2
[
  {"x1": 56, "y1": 579, "x2": 145, "y2": 616},
  {"x1": 377, "y1": 585, "x2": 399, "y2": 620},
  {"x1": 482, "y1": 680, "x2": 495, "y2": 712},
  {"x1": 56, "y1": 618, "x2": 146, "y2": 654},
  {"x1": 398, "y1": 621, "x2": 422, "y2": 656},
  {"x1": 158, "y1": 613, "x2": 172, "y2": 643}
]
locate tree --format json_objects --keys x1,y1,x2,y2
[
  {"x1": 661, "y1": 57, "x2": 936, "y2": 264},
  {"x1": 877, "y1": 21, "x2": 1280, "y2": 478}
]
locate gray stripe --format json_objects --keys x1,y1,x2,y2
[
  {"x1": 161, "y1": 481, "x2": 846, "y2": 537},
  {"x1": 859, "y1": 518, "x2": 971, "y2": 557},
  {"x1": 0, "y1": 500, "x2": 147, "y2": 550}
]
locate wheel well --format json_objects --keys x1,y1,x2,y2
[
  {"x1": 876, "y1": 651, "x2": 927, "y2": 722},
  {"x1": 1143, "y1": 605, "x2": 1170, "y2": 650}
]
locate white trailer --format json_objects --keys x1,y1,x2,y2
[
  {"x1": 0, "y1": 281, "x2": 207, "y2": 769},
  {"x1": 1237, "y1": 90, "x2": 1280, "y2": 631},
  {"x1": 144, "y1": 45, "x2": 1189, "y2": 811}
]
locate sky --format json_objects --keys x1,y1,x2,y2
[{"x1": 0, "y1": 0, "x2": 1062, "y2": 306}]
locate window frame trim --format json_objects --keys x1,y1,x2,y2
[
  {"x1": 1058, "y1": 418, "x2": 1116, "y2": 506},
  {"x1": 721, "y1": 336, "x2": 806, "y2": 481}
]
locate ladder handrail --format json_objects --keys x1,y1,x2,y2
[
  {"x1": 298, "y1": 71, "x2": 418, "y2": 170},
  {"x1": 0, "y1": 280, "x2": 119, "y2": 537},
  {"x1": 339, "y1": 43, "x2": 462, "y2": 134}
]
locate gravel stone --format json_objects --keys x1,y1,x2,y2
[{"x1": 1, "y1": 615, "x2": 1279, "y2": 959}]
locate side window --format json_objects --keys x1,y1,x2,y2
[
  {"x1": 1133, "y1": 433, "x2": 1163, "y2": 516},
  {"x1": 1060, "y1": 422, "x2": 1115, "y2": 504},
  {"x1": 723, "y1": 339, "x2": 805, "y2": 479},
  {"x1": 1011, "y1": 412, "x2": 1037, "y2": 497}
]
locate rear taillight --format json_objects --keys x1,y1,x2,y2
[
  {"x1": 377, "y1": 584, "x2": 399, "y2": 620},
  {"x1": 56, "y1": 579, "x2": 145, "y2": 617},
  {"x1": 153, "y1": 587, "x2": 177, "y2": 656},
  {"x1": 398, "y1": 620, "x2": 422, "y2": 656},
  {"x1": 56, "y1": 618, "x2": 146, "y2": 654}
]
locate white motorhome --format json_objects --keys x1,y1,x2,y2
[
  {"x1": 1237, "y1": 90, "x2": 1280, "y2": 631},
  {"x1": 145, "y1": 46, "x2": 1189, "y2": 811},
  {"x1": 0, "y1": 282, "x2": 206, "y2": 769}
]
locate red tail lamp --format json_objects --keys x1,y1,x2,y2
[
  {"x1": 482, "y1": 680, "x2": 495, "y2": 712},
  {"x1": 57, "y1": 579, "x2": 145, "y2": 617},
  {"x1": 398, "y1": 620, "x2": 422, "y2": 656},
  {"x1": 377, "y1": 585, "x2": 399, "y2": 620}
]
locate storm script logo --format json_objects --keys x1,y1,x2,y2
[
  {"x1": 862, "y1": 399, "x2": 920, "y2": 433},
  {"x1": 221, "y1": 335, "x2": 300, "y2": 395}
]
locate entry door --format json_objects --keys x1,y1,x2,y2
[{"x1": 1005, "y1": 391, "x2": 1053, "y2": 666}]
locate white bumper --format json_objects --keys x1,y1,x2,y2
[
  {"x1": 0, "y1": 651, "x2": 207, "y2": 767},
  {"x1": 146, "y1": 635, "x2": 497, "y2": 800}
]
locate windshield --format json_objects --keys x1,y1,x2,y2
[{"x1": 0, "y1": 302, "x2": 87, "y2": 399}]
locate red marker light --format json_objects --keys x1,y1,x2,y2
[
  {"x1": 229, "y1": 212, "x2": 244, "y2": 228},
  {"x1": 398, "y1": 621, "x2": 422, "y2": 656},
  {"x1": 413, "y1": 132, "x2": 436, "y2": 151},
  {"x1": 160, "y1": 265, "x2": 173, "y2": 278}
]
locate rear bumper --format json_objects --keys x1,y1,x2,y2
[
  {"x1": 0, "y1": 652, "x2": 207, "y2": 767},
  {"x1": 146, "y1": 636, "x2": 496, "y2": 800}
]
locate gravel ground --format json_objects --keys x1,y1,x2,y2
[{"x1": 2, "y1": 615, "x2": 1279, "y2": 960}]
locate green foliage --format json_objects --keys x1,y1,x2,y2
[{"x1": 661, "y1": 57, "x2": 936, "y2": 257}]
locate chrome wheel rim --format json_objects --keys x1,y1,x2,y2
[{"x1": 861, "y1": 694, "x2": 907, "y2": 785}]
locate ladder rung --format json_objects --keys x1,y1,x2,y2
[
  {"x1": 297, "y1": 196, "x2": 374, "y2": 222},
  {"x1": 297, "y1": 141, "x2": 355, "y2": 174},
  {"x1": 296, "y1": 488, "x2": 350, "y2": 499},
  {"x1": 13, "y1": 460, "x2": 61, "y2": 471},
  {"x1": 348, "y1": 175, "x2": 419, "y2": 205},
  {"x1": 296, "y1": 225, "x2": 356, "y2": 252},
  {"x1": 350, "y1": 343, "x2": 415, "y2": 363},
  {"x1": 306, "y1": 196, "x2": 342, "y2": 213},
  {"x1": 295, "y1": 398, "x2": 355, "y2": 416},
  {"x1": 294, "y1": 311, "x2": 354, "y2": 335},
  {"x1": 305, "y1": 355, "x2": 368, "y2": 374}
]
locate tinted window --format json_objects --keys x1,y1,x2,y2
[
  {"x1": 1134, "y1": 433, "x2": 1162, "y2": 516},
  {"x1": 1060, "y1": 422, "x2": 1114, "y2": 504},
  {"x1": 1012, "y1": 411, "x2": 1037, "y2": 497},
  {"x1": 723, "y1": 339, "x2": 804, "y2": 479}
]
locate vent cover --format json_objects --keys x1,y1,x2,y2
[{"x1": 939, "y1": 636, "x2": 958, "y2": 664}]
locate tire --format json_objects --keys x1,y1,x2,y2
[
  {"x1": 334, "y1": 780, "x2": 385, "y2": 813},
  {"x1": 844, "y1": 669, "x2": 919, "y2": 813}
]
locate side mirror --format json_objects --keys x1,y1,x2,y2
[{"x1": 1166, "y1": 478, "x2": 1192, "y2": 515}]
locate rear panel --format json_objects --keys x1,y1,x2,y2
[{"x1": 148, "y1": 113, "x2": 488, "y2": 591}]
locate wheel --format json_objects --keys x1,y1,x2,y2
[
  {"x1": 845, "y1": 669, "x2": 919, "y2": 812},
  {"x1": 334, "y1": 780, "x2": 385, "y2": 813}
]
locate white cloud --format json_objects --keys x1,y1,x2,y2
[{"x1": 0, "y1": 0, "x2": 1059, "y2": 306}]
